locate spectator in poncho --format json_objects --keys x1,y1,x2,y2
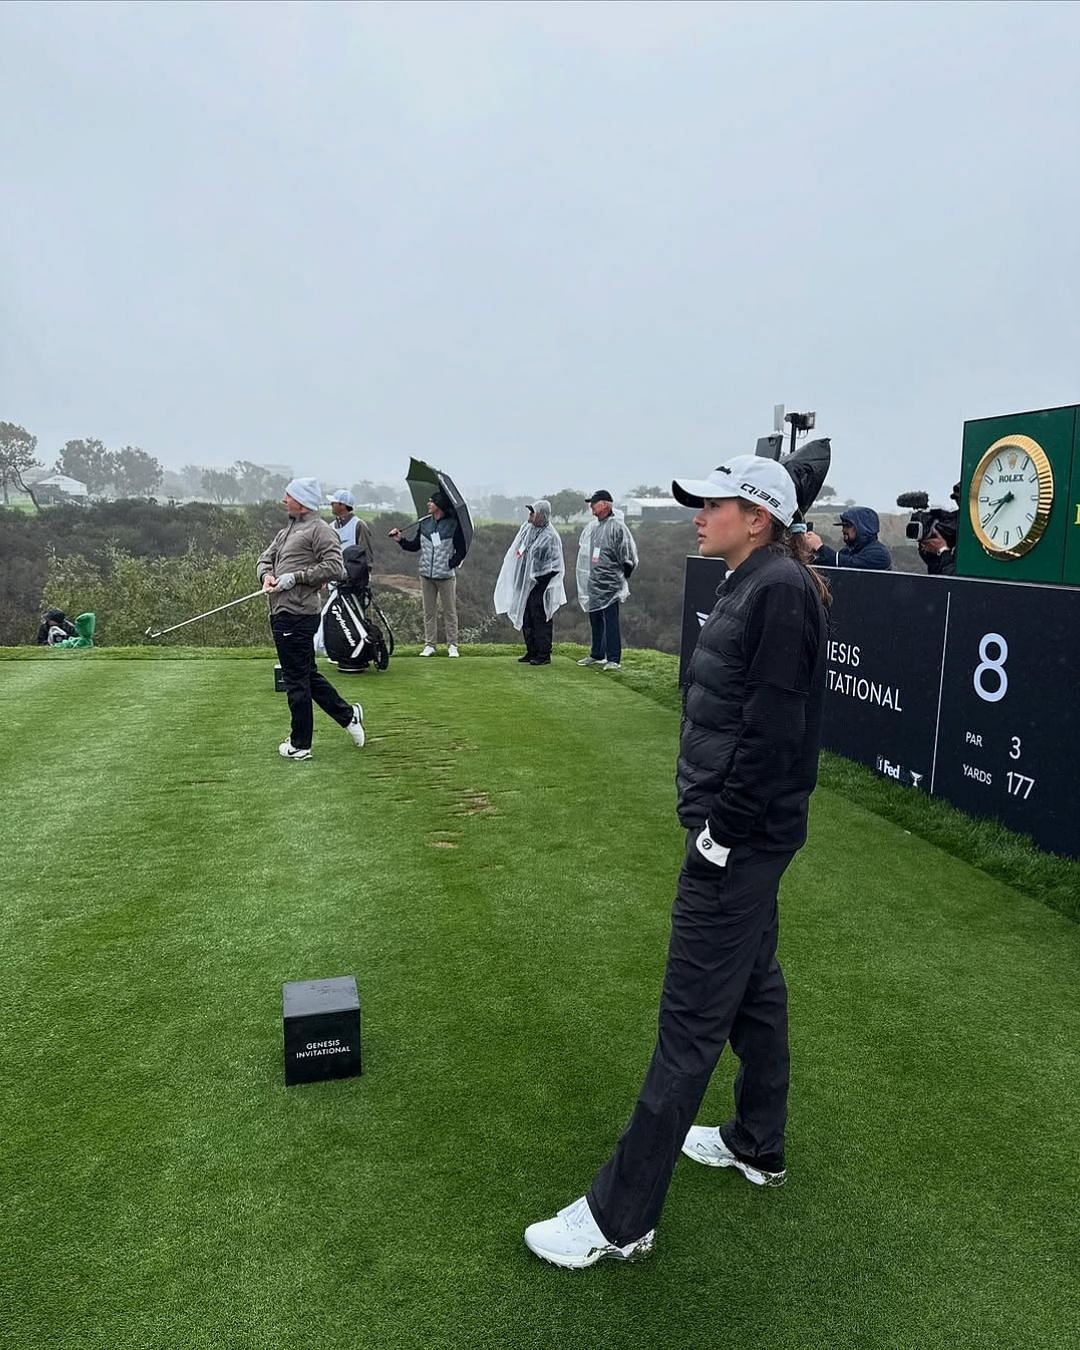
[
  {"x1": 493, "y1": 500, "x2": 567, "y2": 666},
  {"x1": 575, "y1": 491, "x2": 639, "y2": 671}
]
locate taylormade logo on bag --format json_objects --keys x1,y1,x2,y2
[{"x1": 331, "y1": 602, "x2": 359, "y2": 649}]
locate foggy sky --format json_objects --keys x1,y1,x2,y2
[{"x1": 3, "y1": 0, "x2": 1079, "y2": 511}]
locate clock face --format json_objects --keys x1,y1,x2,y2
[{"x1": 969, "y1": 435, "x2": 1054, "y2": 558}]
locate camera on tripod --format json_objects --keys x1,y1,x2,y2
[{"x1": 896, "y1": 484, "x2": 961, "y2": 546}]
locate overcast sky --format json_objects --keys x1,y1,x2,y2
[{"x1": 3, "y1": 0, "x2": 1079, "y2": 508}]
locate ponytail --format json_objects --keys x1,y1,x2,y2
[
  {"x1": 768, "y1": 523, "x2": 831, "y2": 606},
  {"x1": 735, "y1": 500, "x2": 832, "y2": 606}
]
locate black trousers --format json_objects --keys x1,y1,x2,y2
[
  {"x1": 271, "y1": 612, "x2": 354, "y2": 750},
  {"x1": 587, "y1": 834, "x2": 795, "y2": 1245},
  {"x1": 522, "y1": 577, "x2": 554, "y2": 659}
]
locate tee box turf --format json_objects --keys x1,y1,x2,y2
[{"x1": 282, "y1": 976, "x2": 362, "y2": 1087}]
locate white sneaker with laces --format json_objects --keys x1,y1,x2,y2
[
  {"x1": 681, "y1": 1126, "x2": 786, "y2": 1187},
  {"x1": 523, "y1": 1196, "x2": 654, "y2": 1269},
  {"x1": 345, "y1": 704, "x2": 365, "y2": 748},
  {"x1": 278, "y1": 739, "x2": 312, "y2": 761},
  {"x1": 602, "y1": 661, "x2": 622, "y2": 671},
  {"x1": 419, "y1": 645, "x2": 436, "y2": 657},
  {"x1": 577, "y1": 656, "x2": 603, "y2": 667},
  {"x1": 448, "y1": 644, "x2": 460, "y2": 658}
]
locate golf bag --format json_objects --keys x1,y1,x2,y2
[{"x1": 320, "y1": 545, "x2": 394, "y2": 672}]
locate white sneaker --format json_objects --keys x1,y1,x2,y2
[
  {"x1": 419, "y1": 645, "x2": 436, "y2": 657},
  {"x1": 602, "y1": 661, "x2": 622, "y2": 671},
  {"x1": 523, "y1": 1196, "x2": 654, "y2": 1270},
  {"x1": 681, "y1": 1126, "x2": 786, "y2": 1187},
  {"x1": 345, "y1": 704, "x2": 365, "y2": 748},
  {"x1": 577, "y1": 656, "x2": 603, "y2": 667},
  {"x1": 448, "y1": 644, "x2": 460, "y2": 658},
  {"x1": 278, "y1": 739, "x2": 312, "y2": 761}
]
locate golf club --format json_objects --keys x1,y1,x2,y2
[{"x1": 145, "y1": 588, "x2": 266, "y2": 640}]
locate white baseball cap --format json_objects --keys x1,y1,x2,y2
[{"x1": 672, "y1": 455, "x2": 797, "y2": 527}]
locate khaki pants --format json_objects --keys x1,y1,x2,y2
[{"x1": 420, "y1": 574, "x2": 459, "y2": 645}]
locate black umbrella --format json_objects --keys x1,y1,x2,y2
[
  {"x1": 780, "y1": 436, "x2": 832, "y2": 516},
  {"x1": 399, "y1": 457, "x2": 474, "y2": 562}
]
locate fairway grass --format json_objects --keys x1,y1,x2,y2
[{"x1": 2, "y1": 654, "x2": 1078, "y2": 1349}]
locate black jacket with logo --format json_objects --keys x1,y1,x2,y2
[{"x1": 677, "y1": 547, "x2": 828, "y2": 853}]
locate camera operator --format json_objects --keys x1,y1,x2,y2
[{"x1": 917, "y1": 483, "x2": 960, "y2": 576}]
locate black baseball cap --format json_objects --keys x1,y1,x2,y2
[{"x1": 586, "y1": 490, "x2": 613, "y2": 504}]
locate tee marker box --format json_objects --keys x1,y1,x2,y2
[{"x1": 282, "y1": 976, "x2": 362, "y2": 1086}]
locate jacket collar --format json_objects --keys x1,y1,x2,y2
[{"x1": 721, "y1": 544, "x2": 774, "y2": 593}]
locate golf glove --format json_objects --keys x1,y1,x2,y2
[
  {"x1": 695, "y1": 822, "x2": 730, "y2": 869},
  {"x1": 275, "y1": 572, "x2": 297, "y2": 591}
]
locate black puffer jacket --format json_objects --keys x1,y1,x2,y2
[{"x1": 677, "y1": 547, "x2": 828, "y2": 853}]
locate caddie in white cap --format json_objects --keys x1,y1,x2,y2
[
  {"x1": 326, "y1": 488, "x2": 375, "y2": 562},
  {"x1": 523, "y1": 452, "x2": 831, "y2": 1270}
]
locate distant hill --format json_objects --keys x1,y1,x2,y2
[{"x1": 0, "y1": 500, "x2": 923, "y2": 648}]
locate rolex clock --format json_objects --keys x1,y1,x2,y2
[
  {"x1": 957, "y1": 404, "x2": 1077, "y2": 584},
  {"x1": 968, "y1": 435, "x2": 1054, "y2": 559}
]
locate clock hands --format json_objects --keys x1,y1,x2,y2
[{"x1": 984, "y1": 491, "x2": 1015, "y2": 525}]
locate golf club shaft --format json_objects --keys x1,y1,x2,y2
[{"x1": 150, "y1": 589, "x2": 265, "y2": 638}]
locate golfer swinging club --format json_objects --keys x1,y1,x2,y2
[
  {"x1": 525, "y1": 455, "x2": 829, "y2": 1268},
  {"x1": 258, "y1": 477, "x2": 367, "y2": 761}
]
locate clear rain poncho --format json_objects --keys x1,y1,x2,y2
[
  {"x1": 493, "y1": 500, "x2": 567, "y2": 630},
  {"x1": 576, "y1": 509, "x2": 639, "y2": 612}
]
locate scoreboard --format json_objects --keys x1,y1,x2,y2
[{"x1": 681, "y1": 560, "x2": 1080, "y2": 859}]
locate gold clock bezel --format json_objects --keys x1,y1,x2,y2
[{"x1": 969, "y1": 434, "x2": 1054, "y2": 559}]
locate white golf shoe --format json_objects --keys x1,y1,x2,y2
[
  {"x1": 681, "y1": 1126, "x2": 786, "y2": 1187},
  {"x1": 345, "y1": 704, "x2": 365, "y2": 748},
  {"x1": 602, "y1": 661, "x2": 622, "y2": 671},
  {"x1": 576, "y1": 656, "x2": 603, "y2": 667},
  {"x1": 523, "y1": 1196, "x2": 654, "y2": 1269},
  {"x1": 420, "y1": 645, "x2": 436, "y2": 657},
  {"x1": 278, "y1": 739, "x2": 312, "y2": 761},
  {"x1": 448, "y1": 644, "x2": 460, "y2": 658}
]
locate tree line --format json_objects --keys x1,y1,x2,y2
[{"x1": 0, "y1": 497, "x2": 718, "y2": 653}]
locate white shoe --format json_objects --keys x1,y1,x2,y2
[
  {"x1": 278, "y1": 739, "x2": 312, "y2": 761},
  {"x1": 448, "y1": 644, "x2": 460, "y2": 658},
  {"x1": 345, "y1": 704, "x2": 365, "y2": 748},
  {"x1": 523, "y1": 1196, "x2": 654, "y2": 1270},
  {"x1": 419, "y1": 645, "x2": 436, "y2": 657},
  {"x1": 577, "y1": 656, "x2": 603, "y2": 667},
  {"x1": 602, "y1": 661, "x2": 622, "y2": 671},
  {"x1": 681, "y1": 1126, "x2": 786, "y2": 1187}
]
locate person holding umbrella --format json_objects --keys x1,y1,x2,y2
[
  {"x1": 389, "y1": 489, "x2": 465, "y2": 657},
  {"x1": 493, "y1": 500, "x2": 567, "y2": 665}
]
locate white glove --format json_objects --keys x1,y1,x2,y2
[
  {"x1": 274, "y1": 572, "x2": 297, "y2": 591},
  {"x1": 695, "y1": 822, "x2": 730, "y2": 869}
]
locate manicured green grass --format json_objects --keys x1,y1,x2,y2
[{"x1": 2, "y1": 654, "x2": 1079, "y2": 1348}]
